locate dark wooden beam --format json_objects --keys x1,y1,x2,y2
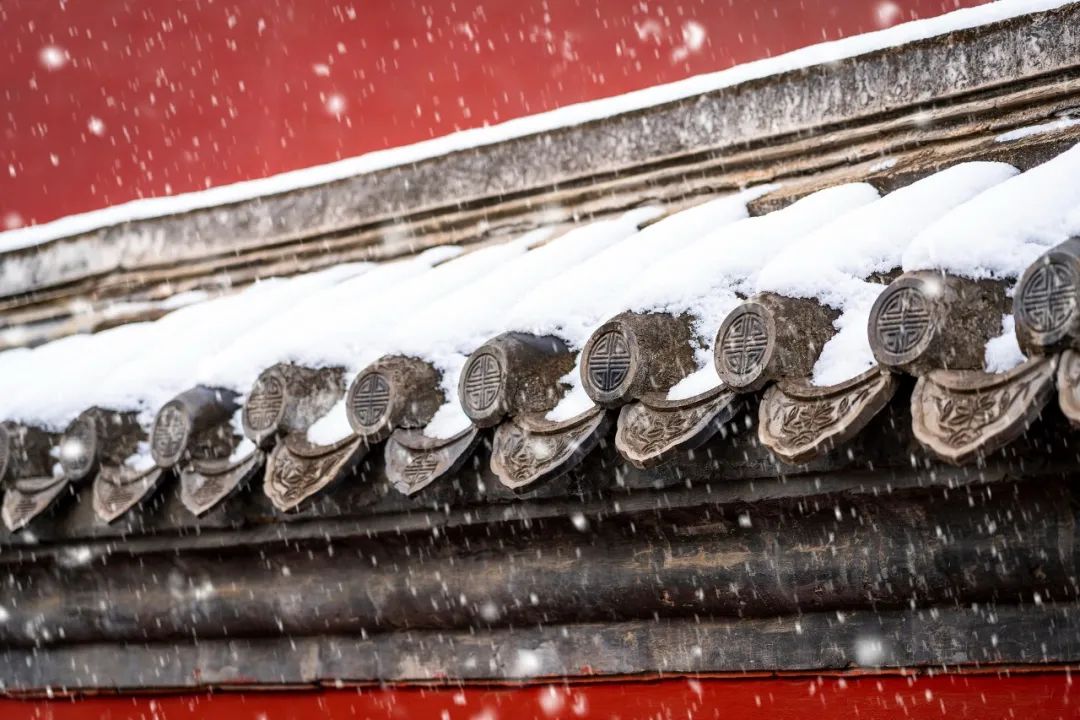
[{"x1": 2, "y1": 603, "x2": 1077, "y2": 690}]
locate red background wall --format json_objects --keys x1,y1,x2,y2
[
  {"x1": 1, "y1": 0, "x2": 987, "y2": 230},
  {"x1": 3, "y1": 673, "x2": 1077, "y2": 720}
]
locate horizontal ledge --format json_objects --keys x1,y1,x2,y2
[
  {"x1": 0, "y1": 477, "x2": 1072, "y2": 647},
  {"x1": 2, "y1": 602, "x2": 1076, "y2": 691},
  {"x1": 0, "y1": 440, "x2": 1047, "y2": 559}
]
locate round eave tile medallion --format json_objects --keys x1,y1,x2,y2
[
  {"x1": 873, "y1": 284, "x2": 931, "y2": 362},
  {"x1": 716, "y1": 305, "x2": 771, "y2": 388},
  {"x1": 462, "y1": 352, "x2": 503, "y2": 413},
  {"x1": 350, "y1": 371, "x2": 391, "y2": 428},
  {"x1": 1018, "y1": 259, "x2": 1077, "y2": 337},
  {"x1": 245, "y1": 374, "x2": 285, "y2": 433},
  {"x1": 59, "y1": 415, "x2": 97, "y2": 478},
  {"x1": 152, "y1": 403, "x2": 191, "y2": 466},
  {"x1": 586, "y1": 328, "x2": 632, "y2": 394}
]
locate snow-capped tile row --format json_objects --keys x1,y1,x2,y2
[{"x1": 2, "y1": 142, "x2": 1080, "y2": 531}]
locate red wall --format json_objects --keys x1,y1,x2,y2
[
  {"x1": 0, "y1": 0, "x2": 988, "y2": 230},
  {"x1": 3, "y1": 672, "x2": 1077, "y2": 719}
]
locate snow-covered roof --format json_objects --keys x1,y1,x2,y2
[{"x1": 3, "y1": 138, "x2": 1080, "y2": 531}]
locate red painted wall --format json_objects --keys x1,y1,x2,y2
[
  {"x1": 3, "y1": 673, "x2": 1077, "y2": 719},
  {"x1": 1, "y1": 0, "x2": 989, "y2": 230}
]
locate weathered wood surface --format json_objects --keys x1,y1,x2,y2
[
  {"x1": 0, "y1": 472, "x2": 1074, "y2": 648},
  {"x1": 1, "y1": 391, "x2": 1078, "y2": 642},
  {"x1": 4, "y1": 6, "x2": 1080, "y2": 346},
  {"x1": 3, "y1": 602, "x2": 1078, "y2": 690}
]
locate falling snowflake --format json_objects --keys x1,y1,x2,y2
[
  {"x1": 875, "y1": 1, "x2": 903, "y2": 28},
  {"x1": 325, "y1": 93, "x2": 346, "y2": 116},
  {"x1": 39, "y1": 45, "x2": 67, "y2": 70}
]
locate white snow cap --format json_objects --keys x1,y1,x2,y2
[
  {"x1": 643, "y1": 183, "x2": 882, "y2": 400},
  {"x1": 904, "y1": 144, "x2": 1080, "y2": 279},
  {"x1": 759, "y1": 161, "x2": 1019, "y2": 307},
  {"x1": 534, "y1": 188, "x2": 771, "y2": 421},
  {"x1": 509, "y1": 190, "x2": 769, "y2": 349},
  {"x1": 0, "y1": 323, "x2": 152, "y2": 430},
  {"x1": 802, "y1": 161, "x2": 1021, "y2": 386},
  {"x1": 0, "y1": 264, "x2": 370, "y2": 430},
  {"x1": 198, "y1": 246, "x2": 463, "y2": 391}
]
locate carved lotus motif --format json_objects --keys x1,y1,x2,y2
[
  {"x1": 264, "y1": 436, "x2": 365, "y2": 511},
  {"x1": 615, "y1": 388, "x2": 739, "y2": 469},
  {"x1": 180, "y1": 450, "x2": 264, "y2": 516},
  {"x1": 385, "y1": 426, "x2": 480, "y2": 496},
  {"x1": 759, "y1": 367, "x2": 896, "y2": 465},
  {"x1": 911, "y1": 357, "x2": 1056, "y2": 465},
  {"x1": 92, "y1": 465, "x2": 165, "y2": 523},
  {"x1": 2, "y1": 475, "x2": 69, "y2": 531},
  {"x1": 491, "y1": 409, "x2": 606, "y2": 490}
]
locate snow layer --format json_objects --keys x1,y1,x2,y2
[
  {"x1": 751, "y1": 161, "x2": 1019, "y2": 386},
  {"x1": 0, "y1": 323, "x2": 152, "y2": 429},
  {"x1": 0, "y1": 264, "x2": 369, "y2": 430},
  {"x1": 904, "y1": 143, "x2": 1080, "y2": 279},
  {"x1": 307, "y1": 212, "x2": 652, "y2": 443},
  {"x1": 0, "y1": 0, "x2": 1066, "y2": 254},
  {"x1": 617, "y1": 184, "x2": 882, "y2": 400},
  {"x1": 299, "y1": 231, "x2": 552, "y2": 445},
  {"x1": 996, "y1": 117, "x2": 1080, "y2": 143},
  {"x1": 197, "y1": 246, "x2": 464, "y2": 392},
  {"x1": 513, "y1": 189, "x2": 771, "y2": 421},
  {"x1": 985, "y1": 315, "x2": 1027, "y2": 373}
]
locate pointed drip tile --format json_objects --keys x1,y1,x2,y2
[
  {"x1": 490, "y1": 407, "x2": 608, "y2": 490},
  {"x1": 179, "y1": 450, "x2": 264, "y2": 516},
  {"x1": 3, "y1": 474, "x2": 68, "y2": 532},
  {"x1": 92, "y1": 465, "x2": 165, "y2": 523},
  {"x1": 263, "y1": 434, "x2": 366, "y2": 512},
  {"x1": 385, "y1": 426, "x2": 480, "y2": 496},
  {"x1": 911, "y1": 356, "x2": 1056, "y2": 465},
  {"x1": 615, "y1": 386, "x2": 740, "y2": 469},
  {"x1": 759, "y1": 366, "x2": 897, "y2": 465}
]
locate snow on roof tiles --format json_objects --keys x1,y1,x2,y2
[{"x1": 2, "y1": 142, "x2": 1080, "y2": 525}]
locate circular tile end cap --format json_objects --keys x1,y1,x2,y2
[
  {"x1": 59, "y1": 413, "x2": 98, "y2": 480},
  {"x1": 459, "y1": 347, "x2": 508, "y2": 427},
  {"x1": 1015, "y1": 250, "x2": 1080, "y2": 352},
  {"x1": 868, "y1": 276, "x2": 937, "y2": 368},
  {"x1": 581, "y1": 321, "x2": 638, "y2": 406},
  {"x1": 714, "y1": 302, "x2": 776, "y2": 392},
  {"x1": 243, "y1": 368, "x2": 288, "y2": 442},
  {"x1": 151, "y1": 400, "x2": 192, "y2": 468},
  {"x1": 347, "y1": 370, "x2": 396, "y2": 441}
]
